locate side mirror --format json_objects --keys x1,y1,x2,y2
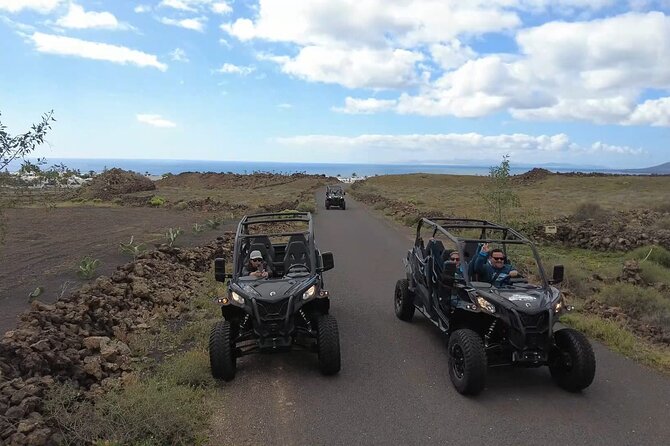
[
  {"x1": 214, "y1": 258, "x2": 229, "y2": 282},
  {"x1": 320, "y1": 252, "x2": 334, "y2": 272},
  {"x1": 550, "y1": 264, "x2": 564, "y2": 284}
]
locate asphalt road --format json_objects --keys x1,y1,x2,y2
[{"x1": 209, "y1": 194, "x2": 670, "y2": 446}]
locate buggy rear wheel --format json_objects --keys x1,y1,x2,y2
[
  {"x1": 394, "y1": 279, "x2": 415, "y2": 321},
  {"x1": 317, "y1": 314, "x2": 341, "y2": 375},
  {"x1": 209, "y1": 320, "x2": 236, "y2": 381},
  {"x1": 341, "y1": 202, "x2": 346, "y2": 210},
  {"x1": 549, "y1": 328, "x2": 595, "y2": 392},
  {"x1": 447, "y1": 329, "x2": 487, "y2": 395}
]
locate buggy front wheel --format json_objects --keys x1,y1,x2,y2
[
  {"x1": 549, "y1": 328, "x2": 595, "y2": 392},
  {"x1": 447, "y1": 329, "x2": 487, "y2": 395},
  {"x1": 317, "y1": 314, "x2": 341, "y2": 375},
  {"x1": 209, "y1": 320, "x2": 237, "y2": 381},
  {"x1": 394, "y1": 279, "x2": 415, "y2": 321}
]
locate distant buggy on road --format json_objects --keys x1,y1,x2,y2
[
  {"x1": 209, "y1": 212, "x2": 340, "y2": 381},
  {"x1": 395, "y1": 218, "x2": 595, "y2": 395},
  {"x1": 325, "y1": 185, "x2": 346, "y2": 210}
]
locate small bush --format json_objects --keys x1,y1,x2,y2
[
  {"x1": 597, "y1": 283, "x2": 670, "y2": 330},
  {"x1": 627, "y1": 245, "x2": 670, "y2": 268},
  {"x1": 192, "y1": 223, "x2": 205, "y2": 234},
  {"x1": 174, "y1": 201, "x2": 188, "y2": 211},
  {"x1": 205, "y1": 218, "x2": 221, "y2": 229},
  {"x1": 77, "y1": 256, "x2": 100, "y2": 279},
  {"x1": 165, "y1": 227, "x2": 183, "y2": 246},
  {"x1": 119, "y1": 236, "x2": 146, "y2": 259},
  {"x1": 639, "y1": 261, "x2": 670, "y2": 285},
  {"x1": 158, "y1": 349, "x2": 214, "y2": 388},
  {"x1": 297, "y1": 201, "x2": 316, "y2": 213},
  {"x1": 44, "y1": 378, "x2": 209, "y2": 445},
  {"x1": 111, "y1": 197, "x2": 123, "y2": 205},
  {"x1": 149, "y1": 196, "x2": 166, "y2": 207},
  {"x1": 92, "y1": 198, "x2": 103, "y2": 204},
  {"x1": 573, "y1": 202, "x2": 609, "y2": 222}
]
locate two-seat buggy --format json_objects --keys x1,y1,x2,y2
[{"x1": 209, "y1": 212, "x2": 340, "y2": 381}]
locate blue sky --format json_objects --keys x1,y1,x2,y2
[{"x1": 0, "y1": 0, "x2": 669, "y2": 168}]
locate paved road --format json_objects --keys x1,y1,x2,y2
[{"x1": 209, "y1": 194, "x2": 670, "y2": 446}]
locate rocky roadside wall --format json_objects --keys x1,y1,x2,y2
[{"x1": 0, "y1": 235, "x2": 234, "y2": 445}]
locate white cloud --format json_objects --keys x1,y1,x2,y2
[
  {"x1": 216, "y1": 63, "x2": 255, "y2": 75},
  {"x1": 334, "y1": 97, "x2": 397, "y2": 114},
  {"x1": 30, "y1": 32, "x2": 167, "y2": 71},
  {"x1": 259, "y1": 46, "x2": 423, "y2": 89},
  {"x1": 137, "y1": 114, "x2": 177, "y2": 128},
  {"x1": 170, "y1": 48, "x2": 189, "y2": 62},
  {"x1": 56, "y1": 4, "x2": 122, "y2": 30},
  {"x1": 0, "y1": 0, "x2": 63, "y2": 13},
  {"x1": 159, "y1": 16, "x2": 207, "y2": 32},
  {"x1": 625, "y1": 97, "x2": 670, "y2": 127},
  {"x1": 134, "y1": 5, "x2": 151, "y2": 13},
  {"x1": 211, "y1": 2, "x2": 232, "y2": 14},
  {"x1": 159, "y1": 0, "x2": 231, "y2": 14},
  {"x1": 278, "y1": 103, "x2": 292, "y2": 109},
  {"x1": 275, "y1": 132, "x2": 641, "y2": 162}
]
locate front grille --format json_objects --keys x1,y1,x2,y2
[
  {"x1": 256, "y1": 299, "x2": 289, "y2": 319},
  {"x1": 518, "y1": 311, "x2": 549, "y2": 330}
]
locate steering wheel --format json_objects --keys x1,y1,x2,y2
[{"x1": 286, "y1": 264, "x2": 310, "y2": 274}]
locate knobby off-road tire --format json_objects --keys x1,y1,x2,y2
[
  {"x1": 341, "y1": 202, "x2": 346, "y2": 210},
  {"x1": 447, "y1": 329, "x2": 487, "y2": 395},
  {"x1": 549, "y1": 328, "x2": 596, "y2": 392},
  {"x1": 209, "y1": 320, "x2": 236, "y2": 381},
  {"x1": 317, "y1": 314, "x2": 341, "y2": 375},
  {"x1": 394, "y1": 279, "x2": 415, "y2": 321}
]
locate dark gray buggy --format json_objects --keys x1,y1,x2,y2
[
  {"x1": 395, "y1": 217, "x2": 595, "y2": 395},
  {"x1": 209, "y1": 212, "x2": 340, "y2": 381},
  {"x1": 325, "y1": 185, "x2": 346, "y2": 210}
]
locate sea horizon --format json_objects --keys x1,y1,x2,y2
[{"x1": 6, "y1": 157, "x2": 633, "y2": 177}]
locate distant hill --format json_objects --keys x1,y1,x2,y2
[{"x1": 623, "y1": 162, "x2": 670, "y2": 174}]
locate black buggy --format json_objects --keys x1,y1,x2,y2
[
  {"x1": 209, "y1": 212, "x2": 340, "y2": 381},
  {"x1": 395, "y1": 218, "x2": 595, "y2": 395},
  {"x1": 325, "y1": 185, "x2": 346, "y2": 210}
]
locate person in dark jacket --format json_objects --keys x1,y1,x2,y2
[
  {"x1": 242, "y1": 250, "x2": 273, "y2": 278},
  {"x1": 472, "y1": 243, "x2": 519, "y2": 287}
]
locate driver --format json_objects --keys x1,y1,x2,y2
[
  {"x1": 242, "y1": 250, "x2": 273, "y2": 278},
  {"x1": 472, "y1": 243, "x2": 519, "y2": 287}
]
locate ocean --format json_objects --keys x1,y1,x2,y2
[{"x1": 6, "y1": 158, "x2": 621, "y2": 177}]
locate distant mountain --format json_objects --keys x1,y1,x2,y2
[{"x1": 622, "y1": 162, "x2": 670, "y2": 174}]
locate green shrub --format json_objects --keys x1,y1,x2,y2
[
  {"x1": 627, "y1": 245, "x2": 670, "y2": 268},
  {"x1": 573, "y1": 202, "x2": 609, "y2": 222},
  {"x1": 192, "y1": 223, "x2": 205, "y2": 234},
  {"x1": 165, "y1": 227, "x2": 183, "y2": 246},
  {"x1": 77, "y1": 256, "x2": 100, "y2": 279},
  {"x1": 119, "y1": 236, "x2": 146, "y2": 259},
  {"x1": 297, "y1": 201, "x2": 316, "y2": 213},
  {"x1": 173, "y1": 201, "x2": 188, "y2": 211},
  {"x1": 597, "y1": 283, "x2": 670, "y2": 330},
  {"x1": 639, "y1": 261, "x2": 670, "y2": 285},
  {"x1": 149, "y1": 196, "x2": 166, "y2": 207},
  {"x1": 158, "y1": 349, "x2": 214, "y2": 388},
  {"x1": 44, "y1": 379, "x2": 209, "y2": 445},
  {"x1": 92, "y1": 198, "x2": 103, "y2": 204}
]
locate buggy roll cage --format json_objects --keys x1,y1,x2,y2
[
  {"x1": 232, "y1": 212, "x2": 317, "y2": 280},
  {"x1": 415, "y1": 217, "x2": 550, "y2": 287}
]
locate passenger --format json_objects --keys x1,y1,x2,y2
[
  {"x1": 447, "y1": 251, "x2": 465, "y2": 281},
  {"x1": 472, "y1": 243, "x2": 519, "y2": 287},
  {"x1": 242, "y1": 250, "x2": 273, "y2": 278}
]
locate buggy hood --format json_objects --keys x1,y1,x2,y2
[{"x1": 476, "y1": 285, "x2": 559, "y2": 312}]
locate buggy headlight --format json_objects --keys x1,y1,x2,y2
[
  {"x1": 302, "y1": 285, "x2": 316, "y2": 300},
  {"x1": 553, "y1": 298, "x2": 564, "y2": 313},
  {"x1": 231, "y1": 292, "x2": 245, "y2": 305},
  {"x1": 477, "y1": 297, "x2": 496, "y2": 314}
]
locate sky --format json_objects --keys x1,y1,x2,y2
[{"x1": 0, "y1": 0, "x2": 669, "y2": 168}]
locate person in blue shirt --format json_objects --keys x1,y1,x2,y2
[
  {"x1": 447, "y1": 250, "x2": 465, "y2": 281},
  {"x1": 472, "y1": 243, "x2": 519, "y2": 287}
]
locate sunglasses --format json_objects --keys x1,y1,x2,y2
[
  {"x1": 251, "y1": 258, "x2": 262, "y2": 262},
  {"x1": 450, "y1": 256, "x2": 460, "y2": 261},
  {"x1": 492, "y1": 256, "x2": 506, "y2": 261}
]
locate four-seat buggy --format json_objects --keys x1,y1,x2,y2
[
  {"x1": 325, "y1": 185, "x2": 346, "y2": 210},
  {"x1": 209, "y1": 212, "x2": 340, "y2": 381},
  {"x1": 395, "y1": 217, "x2": 595, "y2": 395}
]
